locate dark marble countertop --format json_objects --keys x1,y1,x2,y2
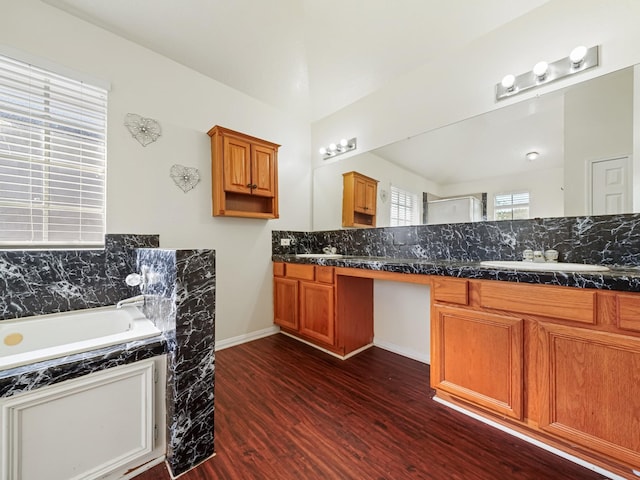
[{"x1": 272, "y1": 254, "x2": 640, "y2": 292}]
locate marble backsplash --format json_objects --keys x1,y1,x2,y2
[
  {"x1": 0, "y1": 234, "x2": 159, "y2": 321},
  {"x1": 273, "y1": 214, "x2": 640, "y2": 266}
]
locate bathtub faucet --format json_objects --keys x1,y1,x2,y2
[{"x1": 116, "y1": 295, "x2": 145, "y2": 309}]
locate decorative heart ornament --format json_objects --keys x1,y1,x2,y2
[
  {"x1": 124, "y1": 113, "x2": 161, "y2": 146},
  {"x1": 170, "y1": 164, "x2": 201, "y2": 193}
]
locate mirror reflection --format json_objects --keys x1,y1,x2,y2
[{"x1": 313, "y1": 65, "x2": 637, "y2": 230}]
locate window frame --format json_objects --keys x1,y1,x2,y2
[{"x1": 0, "y1": 52, "x2": 108, "y2": 248}]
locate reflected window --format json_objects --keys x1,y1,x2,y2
[
  {"x1": 494, "y1": 192, "x2": 530, "y2": 220},
  {"x1": 390, "y1": 186, "x2": 418, "y2": 226},
  {"x1": 0, "y1": 54, "x2": 107, "y2": 246}
]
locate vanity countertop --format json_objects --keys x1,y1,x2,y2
[{"x1": 272, "y1": 254, "x2": 640, "y2": 292}]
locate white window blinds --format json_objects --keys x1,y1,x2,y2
[
  {"x1": 390, "y1": 186, "x2": 418, "y2": 226},
  {"x1": 0, "y1": 54, "x2": 107, "y2": 246},
  {"x1": 494, "y1": 192, "x2": 530, "y2": 220}
]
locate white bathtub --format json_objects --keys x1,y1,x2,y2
[{"x1": 0, "y1": 305, "x2": 161, "y2": 371}]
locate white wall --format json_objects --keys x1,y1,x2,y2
[
  {"x1": 373, "y1": 282, "x2": 430, "y2": 364},
  {"x1": 1, "y1": 1, "x2": 311, "y2": 344},
  {"x1": 440, "y1": 167, "x2": 565, "y2": 220},
  {"x1": 313, "y1": 152, "x2": 440, "y2": 230}
]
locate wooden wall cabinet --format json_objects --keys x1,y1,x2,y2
[
  {"x1": 431, "y1": 277, "x2": 640, "y2": 477},
  {"x1": 342, "y1": 171, "x2": 378, "y2": 227},
  {"x1": 208, "y1": 125, "x2": 279, "y2": 219}
]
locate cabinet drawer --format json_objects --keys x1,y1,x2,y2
[
  {"x1": 285, "y1": 263, "x2": 315, "y2": 281},
  {"x1": 433, "y1": 277, "x2": 468, "y2": 305},
  {"x1": 480, "y1": 281, "x2": 595, "y2": 324},
  {"x1": 316, "y1": 266, "x2": 334, "y2": 284},
  {"x1": 273, "y1": 262, "x2": 285, "y2": 277},
  {"x1": 616, "y1": 293, "x2": 640, "y2": 332}
]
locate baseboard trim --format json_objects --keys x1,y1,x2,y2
[
  {"x1": 373, "y1": 339, "x2": 430, "y2": 364},
  {"x1": 279, "y1": 331, "x2": 373, "y2": 360},
  {"x1": 215, "y1": 326, "x2": 279, "y2": 351},
  {"x1": 433, "y1": 396, "x2": 625, "y2": 480}
]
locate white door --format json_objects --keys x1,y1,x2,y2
[{"x1": 591, "y1": 156, "x2": 631, "y2": 215}]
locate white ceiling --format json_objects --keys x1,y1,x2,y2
[{"x1": 42, "y1": 0, "x2": 549, "y2": 121}]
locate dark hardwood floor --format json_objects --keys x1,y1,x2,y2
[{"x1": 136, "y1": 334, "x2": 607, "y2": 480}]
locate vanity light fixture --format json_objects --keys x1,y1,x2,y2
[
  {"x1": 319, "y1": 137, "x2": 357, "y2": 159},
  {"x1": 496, "y1": 45, "x2": 599, "y2": 101}
]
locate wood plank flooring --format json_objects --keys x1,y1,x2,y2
[{"x1": 135, "y1": 334, "x2": 607, "y2": 480}]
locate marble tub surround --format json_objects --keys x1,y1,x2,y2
[
  {"x1": 137, "y1": 248, "x2": 216, "y2": 478},
  {"x1": 0, "y1": 335, "x2": 165, "y2": 398},
  {"x1": 273, "y1": 213, "x2": 640, "y2": 266},
  {"x1": 0, "y1": 233, "x2": 159, "y2": 321}
]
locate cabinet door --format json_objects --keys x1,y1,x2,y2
[
  {"x1": 353, "y1": 176, "x2": 369, "y2": 213},
  {"x1": 538, "y1": 323, "x2": 640, "y2": 466},
  {"x1": 432, "y1": 305, "x2": 523, "y2": 419},
  {"x1": 299, "y1": 281, "x2": 335, "y2": 346},
  {"x1": 251, "y1": 144, "x2": 276, "y2": 197},
  {"x1": 274, "y1": 277, "x2": 298, "y2": 330},
  {"x1": 364, "y1": 180, "x2": 377, "y2": 213},
  {"x1": 223, "y1": 135, "x2": 252, "y2": 194}
]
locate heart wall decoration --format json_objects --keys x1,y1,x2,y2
[
  {"x1": 170, "y1": 164, "x2": 201, "y2": 193},
  {"x1": 124, "y1": 113, "x2": 161, "y2": 146}
]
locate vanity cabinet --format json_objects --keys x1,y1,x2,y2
[
  {"x1": 342, "y1": 171, "x2": 378, "y2": 227},
  {"x1": 431, "y1": 277, "x2": 640, "y2": 477},
  {"x1": 432, "y1": 305, "x2": 524, "y2": 419},
  {"x1": 208, "y1": 125, "x2": 279, "y2": 219},
  {"x1": 273, "y1": 262, "x2": 335, "y2": 348},
  {"x1": 273, "y1": 263, "x2": 373, "y2": 357}
]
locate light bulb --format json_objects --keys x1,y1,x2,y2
[
  {"x1": 526, "y1": 151, "x2": 539, "y2": 161},
  {"x1": 329, "y1": 143, "x2": 337, "y2": 151},
  {"x1": 501, "y1": 74, "x2": 516, "y2": 91},
  {"x1": 570, "y1": 45, "x2": 587, "y2": 67},
  {"x1": 340, "y1": 138, "x2": 349, "y2": 147},
  {"x1": 319, "y1": 147, "x2": 327, "y2": 155},
  {"x1": 533, "y1": 61, "x2": 548, "y2": 79}
]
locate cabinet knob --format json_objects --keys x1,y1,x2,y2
[{"x1": 252, "y1": 184, "x2": 258, "y2": 189}]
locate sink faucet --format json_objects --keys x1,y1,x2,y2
[{"x1": 116, "y1": 294, "x2": 145, "y2": 309}]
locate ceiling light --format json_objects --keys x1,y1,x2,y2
[{"x1": 526, "y1": 151, "x2": 539, "y2": 161}]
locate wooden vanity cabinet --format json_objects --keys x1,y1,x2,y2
[
  {"x1": 273, "y1": 263, "x2": 373, "y2": 357},
  {"x1": 342, "y1": 171, "x2": 378, "y2": 227},
  {"x1": 431, "y1": 277, "x2": 640, "y2": 476},
  {"x1": 208, "y1": 125, "x2": 279, "y2": 219},
  {"x1": 273, "y1": 262, "x2": 335, "y2": 349}
]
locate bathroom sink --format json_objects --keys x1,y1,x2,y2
[
  {"x1": 295, "y1": 253, "x2": 344, "y2": 259},
  {"x1": 480, "y1": 260, "x2": 610, "y2": 272}
]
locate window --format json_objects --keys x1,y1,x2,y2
[
  {"x1": 0, "y1": 53, "x2": 107, "y2": 246},
  {"x1": 494, "y1": 192, "x2": 530, "y2": 220},
  {"x1": 390, "y1": 186, "x2": 418, "y2": 226}
]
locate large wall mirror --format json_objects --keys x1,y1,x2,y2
[{"x1": 313, "y1": 64, "x2": 639, "y2": 230}]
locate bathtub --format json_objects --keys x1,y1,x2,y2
[{"x1": 0, "y1": 305, "x2": 161, "y2": 371}]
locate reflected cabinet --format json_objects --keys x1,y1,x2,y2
[{"x1": 342, "y1": 171, "x2": 378, "y2": 228}]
